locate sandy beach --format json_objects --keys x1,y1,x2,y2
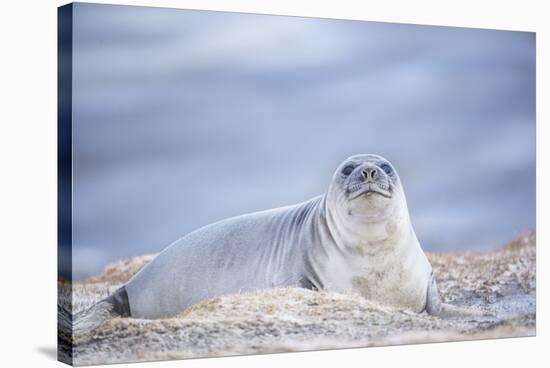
[{"x1": 58, "y1": 230, "x2": 535, "y2": 366}]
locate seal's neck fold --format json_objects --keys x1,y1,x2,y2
[{"x1": 325, "y1": 194, "x2": 414, "y2": 253}]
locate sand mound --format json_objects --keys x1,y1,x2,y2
[{"x1": 59, "y1": 230, "x2": 535, "y2": 366}]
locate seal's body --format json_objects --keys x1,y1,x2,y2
[
  {"x1": 126, "y1": 199, "x2": 323, "y2": 318},
  {"x1": 125, "y1": 154, "x2": 433, "y2": 318},
  {"x1": 71, "y1": 154, "x2": 468, "y2": 332}
]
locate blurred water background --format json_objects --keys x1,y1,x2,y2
[{"x1": 66, "y1": 3, "x2": 536, "y2": 279}]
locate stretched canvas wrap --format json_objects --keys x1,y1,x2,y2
[{"x1": 57, "y1": 2, "x2": 536, "y2": 366}]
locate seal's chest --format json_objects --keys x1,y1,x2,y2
[
  {"x1": 345, "y1": 252, "x2": 428, "y2": 311},
  {"x1": 351, "y1": 263, "x2": 405, "y2": 295}
]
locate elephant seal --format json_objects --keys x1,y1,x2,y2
[{"x1": 70, "y1": 154, "x2": 469, "y2": 333}]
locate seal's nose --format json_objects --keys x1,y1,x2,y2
[{"x1": 361, "y1": 167, "x2": 377, "y2": 181}]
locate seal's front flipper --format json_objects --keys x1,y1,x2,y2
[{"x1": 424, "y1": 272, "x2": 492, "y2": 320}]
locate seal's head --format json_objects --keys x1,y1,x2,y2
[{"x1": 327, "y1": 154, "x2": 407, "y2": 223}]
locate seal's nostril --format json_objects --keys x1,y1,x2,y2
[{"x1": 361, "y1": 168, "x2": 376, "y2": 181}]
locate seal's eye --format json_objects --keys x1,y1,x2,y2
[
  {"x1": 341, "y1": 165, "x2": 355, "y2": 176},
  {"x1": 380, "y1": 164, "x2": 392, "y2": 175}
]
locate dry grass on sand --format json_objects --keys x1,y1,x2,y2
[{"x1": 59, "y1": 230, "x2": 535, "y2": 366}]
